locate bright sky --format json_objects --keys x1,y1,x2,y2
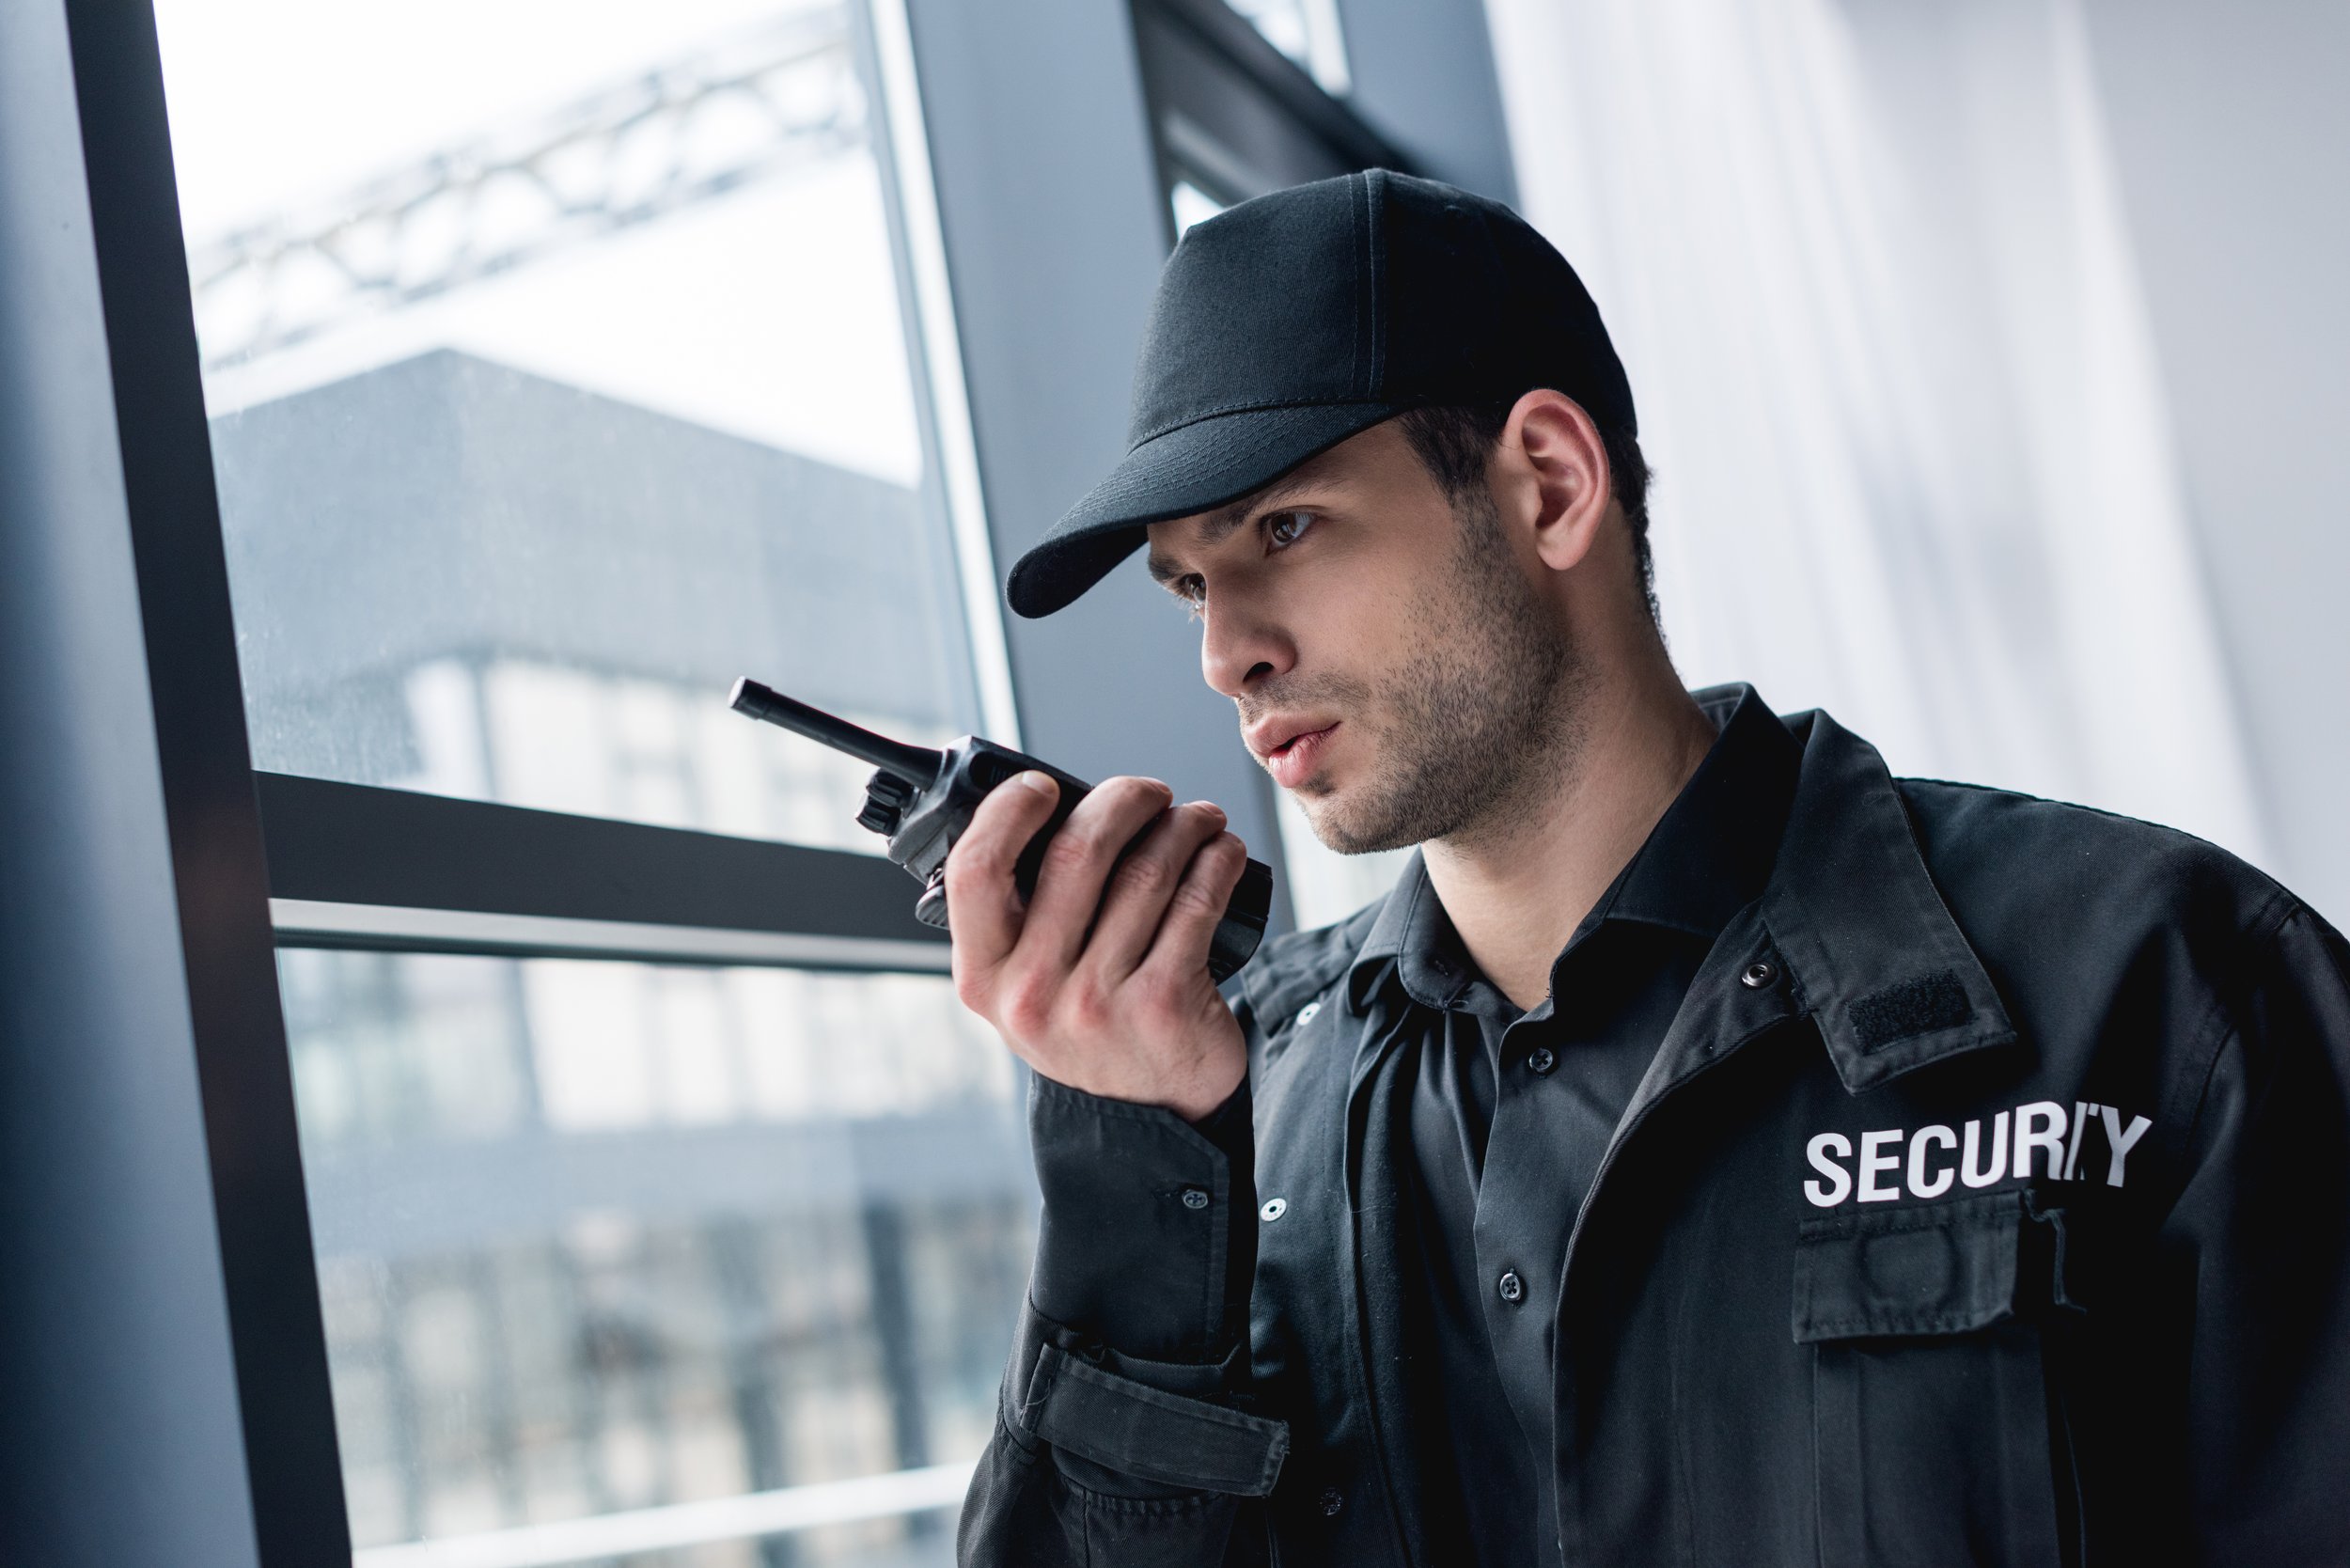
[{"x1": 151, "y1": 0, "x2": 924, "y2": 484}]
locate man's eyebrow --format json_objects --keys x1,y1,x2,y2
[{"x1": 1145, "y1": 475, "x2": 1324, "y2": 584}]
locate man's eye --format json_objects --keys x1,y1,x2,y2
[
  {"x1": 1267, "y1": 510, "x2": 1315, "y2": 547},
  {"x1": 1176, "y1": 576, "x2": 1207, "y2": 618}
]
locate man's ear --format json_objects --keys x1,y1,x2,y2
[{"x1": 1499, "y1": 388, "x2": 1611, "y2": 573}]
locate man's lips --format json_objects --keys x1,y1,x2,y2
[
  {"x1": 1258, "y1": 722, "x2": 1340, "y2": 790},
  {"x1": 1246, "y1": 717, "x2": 1340, "y2": 760}
]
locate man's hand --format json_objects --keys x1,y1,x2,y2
[{"x1": 946, "y1": 773, "x2": 1250, "y2": 1121}]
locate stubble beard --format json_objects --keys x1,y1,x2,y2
[{"x1": 1287, "y1": 489, "x2": 1590, "y2": 855}]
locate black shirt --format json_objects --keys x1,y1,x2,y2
[
  {"x1": 1354, "y1": 685, "x2": 1802, "y2": 1560},
  {"x1": 1027, "y1": 685, "x2": 1803, "y2": 1560}
]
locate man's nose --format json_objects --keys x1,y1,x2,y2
[{"x1": 1199, "y1": 598, "x2": 1291, "y2": 699}]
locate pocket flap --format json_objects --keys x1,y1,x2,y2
[{"x1": 1793, "y1": 1189, "x2": 2025, "y2": 1343}]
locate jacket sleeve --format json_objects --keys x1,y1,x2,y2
[
  {"x1": 2163, "y1": 901, "x2": 2350, "y2": 1564},
  {"x1": 957, "y1": 1070, "x2": 1286, "y2": 1567}
]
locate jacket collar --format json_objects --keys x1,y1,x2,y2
[
  {"x1": 1284, "y1": 688, "x2": 2015, "y2": 1094},
  {"x1": 1761, "y1": 705, "x2": 2016, "y2": 1090}
]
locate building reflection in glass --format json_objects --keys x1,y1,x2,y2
[{"x1": 282, "y1": 949, "x2": 1033, "y2": 1563}]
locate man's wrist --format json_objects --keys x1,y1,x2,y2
[{"x1": 1020, "y1": 1042, "x2": 1245, "y2": 1124}]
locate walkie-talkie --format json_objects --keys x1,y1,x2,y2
[{"x1": 729, "y1": 679, "x2": 1275, "y2": 982}]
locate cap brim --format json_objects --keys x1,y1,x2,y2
[{"x1": 1006, "y1": 400, "x2": 1410, "y2": 618}]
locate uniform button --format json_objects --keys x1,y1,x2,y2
[
  {"x1": 1527, "y1": 1045, "x2": 1557, "y2": 1075},
  {"x1": 1260, "y1": 1197, "x2": 1288, "y2": 1221},
  {"x1": 1319, "y1": 1487, "x2": 1345, "y2": 1517},
  {"x1": 1497, "y1": 1270, "x2": 1525, "y2": 1303},
  {"x1": 1180, "y1": 1186, "x2": 1210, "y2": 1211},
  {"x1": 1294, "y1": 1001, "x2": 1322, "y2": 1029},
  {"x1": 1741, "y1": 960, "x2": 1776, "y2": 989}
]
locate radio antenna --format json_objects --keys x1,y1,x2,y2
[{"x1": 728, "y1": 679, "x2": 944, "y2": 786}]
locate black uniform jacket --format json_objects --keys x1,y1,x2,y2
[{"x1": 958, "y1": 694, "x2": 2350, "y2": 1566}]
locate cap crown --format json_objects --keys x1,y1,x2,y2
[{"x1": 1128, "y1": 169, "x2": 1636, "y2": 450}]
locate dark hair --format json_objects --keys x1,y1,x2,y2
[{"x1": 1397, "y1": 400, "x2": 1658, "y2": 628}]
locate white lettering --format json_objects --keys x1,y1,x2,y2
[
  {"x1": 1908, "y1": 1124, "x2": 1957, "y2": 1199},
  {"x1": 1857, "y1": 1129, "x2": 1903, "y2": 1202},
  {"x1": 2061, "y1": 1101, "x2": 2092, "y2": 1179},
  {"x1": 1803, "y1": 1103, "x2": 2156, "y2": 1207},
  {"x1": 2014, "y1": 1101, "x2": 2067, "y2": 1179},
  {"x1": 1962, "y1": 1111, "x2": 2009, "y2": 1188},
  {"x1": 1805, "y1": 1133, "x2": 1855, "y2": 1207},
  {"x1": 2101, "y1": 1105, "x2": 2153, "y2": 1187}
]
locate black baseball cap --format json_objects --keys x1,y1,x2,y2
[{"x1": 1005, "y1": 168, "x2": 1636, "y2": 619}]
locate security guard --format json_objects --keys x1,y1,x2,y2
[{"x1": 945, "y1": 171, "x2": 2350, "y2": 1565}]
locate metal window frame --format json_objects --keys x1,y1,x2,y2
[
  {"x1": 1129, "y1": 0, "x2": 1518, "y2": 227},
  {"x1": 1136, "y1": 0, "x2": 1412, "y2": 205},
  {"x1": 257, "y1": 774, "x2": 948, "y2": 971}
]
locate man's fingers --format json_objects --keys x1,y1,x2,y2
[
  {"x1": 1082, "y1": 801, "x2": 1230, "y2": 981},
  {"x1": 943, "y1": 771, "x2": 1061, "y2": 986},
  {"x1": 1016, "y1": 776, "x2": 1174, "y2": 974},
  {"x1": 1136, "y1": 829, "x2": 1249, "y2": 988}
]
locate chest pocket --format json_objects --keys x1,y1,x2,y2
[{"x1": 1794, "y1": 1189, "x2": 2078, "y2": 1568}]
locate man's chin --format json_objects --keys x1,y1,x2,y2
[{"x1": 1292, "y1": 789, "x2": 1418, "y2": 858}]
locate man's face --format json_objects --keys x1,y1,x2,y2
[{"x1": 1145, "y1": 419, "x2": 1586, "y2": 855}]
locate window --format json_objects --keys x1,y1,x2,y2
[
  {"x1": 285, "y1": 951, "x2": 1028, "y2": 1562},
  {"x1": 153, "y1": 0, "x2": 1026, "y2": 1560},
  {"x1": 162, "y1": 0, "x2": 986, "y2": 848}
]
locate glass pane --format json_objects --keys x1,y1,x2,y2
[
  {"x1": 1224, "y1": 0, "x2": 1350, "y2": 94},
  {"x1": 1169, "y1": 179, "x2": 1228, "y2": 239},
  {"x1": 280, "y1": 949, "x2": 1033, "y2": 1563},
  {"x1": 157, "y1": 0, "x2": 977, "y2": 851}
]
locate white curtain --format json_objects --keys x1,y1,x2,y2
[{"x1": 1478, "y1": 0, "x2": 2269, "y2": 870}]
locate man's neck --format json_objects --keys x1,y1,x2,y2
[{"x1": 1420, "y1": 659, "x2": 1717, "y2": 1011}]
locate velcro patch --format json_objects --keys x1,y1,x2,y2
[{"x1": 1848, "y1": 969, "x2": 1971, "y2": 1052}]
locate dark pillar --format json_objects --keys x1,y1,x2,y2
[{"x1": 0, "y1": 0, "x2": 349, "y2": 1560}]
